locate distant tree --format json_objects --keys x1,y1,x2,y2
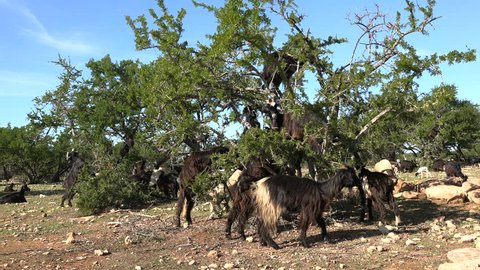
[{"x1": 0, "y1": 125, "x2": 69, "y2": 183}]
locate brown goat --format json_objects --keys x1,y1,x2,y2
[
  {"x1": 266, "y1": 102, "x2": 323, "y2": 179},
  {"x1": 175, "y1": 146, "x2": 229, "y2": 227}
]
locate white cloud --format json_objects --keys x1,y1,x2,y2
[{"x1": 2, "y1": 0, "x2": 97, "y2": 55}]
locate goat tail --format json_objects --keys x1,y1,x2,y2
[{"x1": 253, "y1": 177, "x2": 282, "y2": 234}]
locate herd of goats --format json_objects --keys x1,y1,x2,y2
[
  {"x1": 2, "y1": 145, "x2": 469, "y2": 249},
  {"x1": 0, "y1": 51, "x2": 473, "y2": 249}
]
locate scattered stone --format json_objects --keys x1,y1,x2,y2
[
  {"x1": 188, "y1": 260, "x2": 195, "y2": 265},
  {"x1": 387, "y1": 232, "x2": 400, "y2": 241},
  {"x1": 207, "y1": 250, "x2": 218, "y2": 258},
  {"x1": 224, "y1": 263, "x2": 235, "y2": 269},
  {"x1": 459, "y1": 235, "x2": 477, "y2": 243},
  {"x1": 467, "y1": 190, "x2": 480, "y2": 205},
  {"x1": 65, "y1": 232, "x2": 75, "y2": 244},
  {"x1": 231, "y1": 249, "x2": 238, "y2": 255},
  {"x1": 438, "y1": 259, "x2": 480, "y2": 270},
  {"x1": 208, "y1": 263, "x2": 218, "y2": 269},
  {"x1": 405, "y1": 239, "x2": 417, "y2": 246},
  {"x1": 339, "y1": 264, "x2": 345, "y2": 269},
  {"x1": 448, "y1": 248, "x2": 480, "y2": 263},
  {"x1": 431, "y1": 224, "x2": 442, "y2": 232},
  {"x1": 425, "y1": 185, "x2": 463, "y2": 201},
  {"x1": 94, "y1": 249, "x2": 110, "y2": 256},
  {"x1": 124, "y1": 236, "x2": 133, "y2": 245},
  {"x1": 75, "y1": 256, "x2": 86, "y2": 261},
  {"x1": 376, "y1": 246, "x2": 385, "y2": 252},
  {"x1": 381, "y1": 238, "x2": 392, "y2": 244},
  {"x1": 367, "y1": 246, "x2": 377, "y2": 253},
  {"x1": 359, "y1": 237, "x2": 368, "y2": 243},
  {"x1": 245, "y1": 236, "x2": 254, "y2": 243},
  {"x1": 134, "y1": 266, "x2": 141, "y2": 270}
]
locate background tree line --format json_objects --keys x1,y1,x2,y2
[{"x1": 1, "y1": 0, "x2": 478, "y2": 213}]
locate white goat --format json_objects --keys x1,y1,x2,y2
[{"x1": 415, "y1": 166, "x2": 432, "y2": 178}]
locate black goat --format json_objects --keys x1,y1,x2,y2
[
  {"x1": 0, "y1": 184, "x2": 30, "y2": 204},
  {"x1": 251, "y1": 166, "x2": 361, "y2": 249},
  {"x1": 359, "y1": 167, "x2": 401, "y2": 226},
  {"x1": 149, "y1": 166, "x2": 180, "y2": 199},
  {"x1": 61, "y1": 151, "x2": 85, "y2": 207},
  {"x1": 444, "y1": 161, "x2": 468, "y2": 182},
  {"x1": 175, "y1": 146, "x2": 229, "y2": 227},
  {"x1": 262, "y1": 51, "x2": 303, "y2": 90},
  {"x1": 396, "y1": 159, "x2": 416, "y2": 173},
  {"x1": 225, "y1": 157, "x2": 281, "y2": 240},
  {"x1": 3, "y1": 183, "x2": 15, "y2": 192},
  {"x1": 432, "y1": 159, "x2": 445, "y2": 172}
]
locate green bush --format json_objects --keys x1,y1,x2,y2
[{"x1": 75, "y1": 164, "x2": 148, "y2": 215}]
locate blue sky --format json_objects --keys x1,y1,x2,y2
[{"x1": 1, "y1": 0, "x2": 478, "y2": 127}]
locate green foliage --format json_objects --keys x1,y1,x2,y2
[
  {"x1": 0, "y1": 125, "x2": 70, "y2": 183},
  {"x1": 75, "y1": 163, "x2": 148, "y2": 215}
]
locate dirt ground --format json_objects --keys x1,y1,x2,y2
[{"x1": 1, "y1": 167, "x2": 479, "y2": 270}]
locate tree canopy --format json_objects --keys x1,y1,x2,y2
[{"x1": 3, "y1": 0, "x2": 478, "y2": 212}]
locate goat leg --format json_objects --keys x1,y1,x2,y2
[
  {"x1": 389, "y1": 199, "x2": 401, "y2": 226},
  {"x1": 367, "y1": 198, "x2": 374, "y2": 221},
  {"x1": 298, "y1": 214, "x2": 310, "y2": 248},
  {"x1": 175, "y1": 191, "x2": 186, "y2": 227},
  {"x1": 184, "y1": 192, "x2": 195, "y2": 225},
  {"x1": 258, "y1": 221, "x2": 280, "y2": 249},
  {"x1": 316, "y1": 215, "x2": 328, "y2": 242}
]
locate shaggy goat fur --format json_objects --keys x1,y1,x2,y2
[
  {"x1": 225, "y1": 158, "x2": 281, "y2": 240},
  {"x1": 175, "y1": 146, "x2": 229, "y2": 227},
  {"x1": 444, "y1": 161, "x2": 468, "y2": 182},
  {"x1": 432, "y1": 159, "x2": 445, "y2": 172},
  {"x1": 252, "y1": 167, "x2": 361, "y2": 249},
  {"x1": 359, "y1": 167, "x2": 401, "y2": 226}
]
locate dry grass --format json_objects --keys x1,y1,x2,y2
[{"x1": 0, "y1": 166, "x2": 479, "y2": 269}]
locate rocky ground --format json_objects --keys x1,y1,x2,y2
[{"x1": 1, "y1": 167, "x2": 480, "y2": 270}]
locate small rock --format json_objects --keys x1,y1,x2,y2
[
  {"x1": 135, "y1": 266, "x2": 141, "y2": 270},
  {"x1": 245, "y1": 236, "x2": 254, "y2": 243},
  {"x1": 381, "y1": 238, "x2": 392, "y2": 244},
  {"x1": 124, "y1": 236, "x2": 133, "y2": 245},
  {"x1": 387, "y1": 232, "x2": 400, "y2": 241},
  {"x1": 207, "y1": 250, "x2": 218, "y2": 258},
  {"x1": 367, "y1": 246, "x2": 377, "y2": 253},
  {"x1": 65, "y1": 232, "x2": 76, "y2": 244},
  {"x1": 405, "y1": 239, "x2": 417, "y2": 246},
  {"x1": 208, "y1": 263, "x2": 218, "y2": 269},
  {"x1": 376, "y1": 246, "x2": 384, "y2": 252},
  {"x1": 188, "y1": 260, "x2": 195, "y2": 265},
  {"x1": 359, "y1": 237, "x2": 368, "y2": 243},
  {"x1": 459, "y1": 235, "x2": 477, "y2": 243},
  {"x1": 231, "y1": 249, "x2": 238, "y2": 255},
  {"x1": 446, "y1": 220, "x2": 457, "y2": 229},
  {"x1": 339, "y1": 264, "x2": 345, "y2": 269},
  {"x1": 224, "y1": 263, "x2": 235, "y2": 269},
  {"x1": 94, "y1": 249, "x2": 110, "y2": 256}
]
